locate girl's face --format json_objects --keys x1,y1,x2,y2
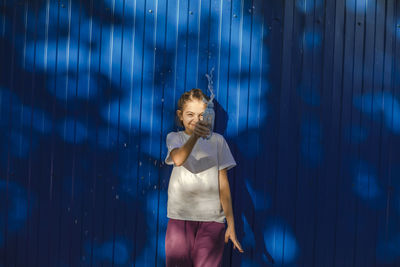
[{"x1": 177, "y1": 99, "x2": 207, "y2": 134}]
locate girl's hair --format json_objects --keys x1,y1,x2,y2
[{"x1": 175, "y1": 88, "x2": 210, "y2": 128}]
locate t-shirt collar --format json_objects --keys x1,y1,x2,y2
[{"x1": 181, "y1": 130, "x2": 191, "y2": 137}]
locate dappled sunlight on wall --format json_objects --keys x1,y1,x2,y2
[{"x1": 0, "y1": 0, "x2": 399, "y2": 266}]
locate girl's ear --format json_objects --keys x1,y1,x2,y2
[
  {"x1": 176, "y1": 109, "x2": 182, "y2": 119},
  {"x1": 176, "y1": 110, "x2": 183, "y2": 127}
]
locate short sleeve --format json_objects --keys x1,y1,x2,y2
[
  {"x1": 218, "y1": 135, "x2": 236, "y2": 171},
  {"x1": 165, "y1": 132, "x2": 182, "y2": 165}
]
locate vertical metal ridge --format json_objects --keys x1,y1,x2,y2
[
  {"x1": 89, "y1": 0, "x2": 104, "y2": 265},
  {"x1": 235, "y1": 0, "x2": 244, "y2": 137},
  {"x1": 330, "y1": 0, "x2": 342, "y2": 263},
  {"x1": 288, "y1": 0, "x2": 298, "y2": 264},
  {"x1": 5, "y1": 4, "x2": 18, "y2": 211},
  {"x1": 173, "y1": 0, "x2": 180, "y2": 99},
  {"x1": 1, "y1": 0, "x2": 5, "y2": 37},
  {"x1": 48, "y1": 0, "x2": 55, "y2": 202},
  {"x1": 349, "y1": 0, "x2": 358, "y2": 262},
  {"x1": 364, "y1": 0, "x2": 380, "y2": 265},
  {"x1": 275, "y1": 0, "x2": 292, "y2": 223},
  {"x1": 246, "y1": 0, "x2": 254, "y2": 131},
  {"x1": 29, "y1": 2, "x2": 39, "y2": 266},
  {"x1": 255, "y1": 7, "x2": 265, "y2": 258},
  {"x1": 155, "y1": 0, "x2": 169, "y2": 264},
  {"x1": 75, "y1": 1, "x2": 85, "y2": 265},
  {"x1": 246, "y1": 0, "x2": 257, "y2": 262},
  {"x1": 48, "y1": 0, "x2": 61, "y2": 264},
  {"x1": 112, "y1": 0, "x2": 125, "y2": 264},
  {"x1": 225, "y1": 0, "x2": 234, "y2": 263},
  {"x1": 333, "y1": 0, "x2": 348, "y2": 262},
  {"x1": 383, "y1": 1, "x2": 397, "y2": 262},
  {"x1": 183, "y1": 0, "x2": 190, "y2": 91},
  {"x1": 205, "y1": 0, "x2": 212, "y2": 74},
  {"x1": 121, "y1": 2, "x2": 134, "y2": 265},
  {"x1": 65, "y1": 0, "x2": 72, "y2": 106},
  {"x1": 123, "y1": 1, "x2": 136, "y2": 265},
  {"x1": 133, "y1": 0, "x2": 147, "y2": 263},
  {"x1": 109, "y1": 0, "x2": 116, "y2": 85},
  {"x1": 226, "y1": 0, "x2": 232, "y2": 116},
  {"x1": 129, "y1": 0, "x2": 137, "y2": 112},
  {"x1": 194, "y1": 0, "x2": 202, "y2": 88},
  {"x1": 216, "y1": 0, "x2": 223, "y2": 98},
  {"x1": 66, "y1": 0, "x2": 77, "y2": 264},
  {"x1": 150, "y1": 0, "x2": 159, "y2": 148},
  {"x1": 256, "y1": 2, "x2": 264, "y2": 138},
  {"x1": 351, "y1": 0, "x2": 369, "y2": 264},
  {"x1": 16, "y1": 2, "x2": 29, "y2": 266}
]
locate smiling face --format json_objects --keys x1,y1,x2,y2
[{"x1": 176, "y1": 99, "x2": 207, "y2": 135}]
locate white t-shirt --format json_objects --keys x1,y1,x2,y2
[{"x1": 164, "y1": 130, "x2": 236, "y2": 223}]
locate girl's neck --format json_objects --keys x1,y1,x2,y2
[{"x1": 183, "y1": 129, "x2": 193, "y2": 136}]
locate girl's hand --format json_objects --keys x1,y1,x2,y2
[
  {"x1": 224, "y1": 226, "x2": 244, "y2": 253},
  {"x1": 193, "y1": 120, "x2": 210, "y2": 138}
]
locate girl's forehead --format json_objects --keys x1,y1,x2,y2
[{"x1": 183, "y1": 99, "x2": 206, "y2": 112}]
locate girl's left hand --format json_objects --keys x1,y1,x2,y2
[{"x1": 224, "y1": 226, "x2": 244, "y2": 253}]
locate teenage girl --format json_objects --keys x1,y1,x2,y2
[{"x1": 164, "y1": 89, "x2": 243, "y2": 266}]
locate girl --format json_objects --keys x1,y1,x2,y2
[{"x1": 164, "y1": 89, "x2": 243, "y2": 267}]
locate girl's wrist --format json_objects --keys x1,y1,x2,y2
[
  {"x1": 191, "y1": 133, "x2": 200, "y2": 140},
  {"x1": 226, "y1": 220, "x2": 235, "y2": 228}
]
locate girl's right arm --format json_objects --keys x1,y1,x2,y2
[
  {"x1": 169, "y1": 121, "x2": 209, "y2": 166},
  {"x1": 169, "y1": 135, "x2": 199, "y2": 166}
]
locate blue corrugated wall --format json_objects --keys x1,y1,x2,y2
[{"x1": 0, "y1": 0, "x2": 399, "y2": 266}]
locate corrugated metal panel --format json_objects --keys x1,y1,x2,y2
[{"x1": 0, "y1": 0, "x2": 399, "y2": 266}]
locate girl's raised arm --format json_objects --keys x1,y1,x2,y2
[
  {"x1": 169, "y1": 134, "x2": 199, "y2": 166},
  {"x1": 170, "y1": 121, "x2": 209, "y2": 166}
]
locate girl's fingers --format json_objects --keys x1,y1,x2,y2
[
  {"x1": 226, "y1": 232, "x2": 244, "y2": 252},
  {"x1": 194, "y1": 130, "x2": 208, "y2": 138},
  {"x1": 231, "y1": 238, "x2": 243, "y2": 252},
  {"x1": 194, "y1": 127, "x2": 210, "y2": 137},
  {"x1": 232, "y1": 239, "x2": 244, "y2": 253},
  {"x1": 198, "y1": 121, "x2": 209, "y2": 127},
  {"x1": 196, "y1": 126, "x2": 209, "y2": 133},
  {"x1": 196, "y1": 121, "x2": 210, "y2": 130},
  {"x1": 198, "y1": 127, "x2": 209, "y2": 134}
]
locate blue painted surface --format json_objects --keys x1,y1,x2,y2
[{"x1": 0, "y1": 0, "x2": 399, "y2": 266}]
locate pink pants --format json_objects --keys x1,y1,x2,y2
[{"x1": 165, "y1": 218, "x2": 226, "y2": 267}]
